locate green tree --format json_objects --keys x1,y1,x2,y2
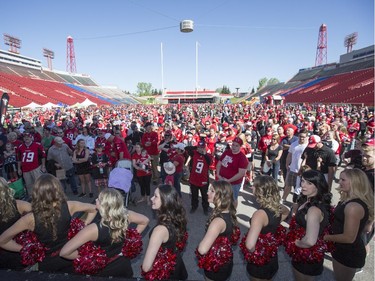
[
  {"x1": 257, "y1": 77, "x2": 268, "y2": 91},
  {"x1": 137, "y1": 82, "x2": 152, "y2": 96},
  {"x1": 256, "y1": 77, "x2": 280, "y2": 91},
  {"x1": 267, "y1": 78, "x2": 280, "y2": 85},
  {"x1": 215, "y1": 86, "x2": 230, "y2": 94}
]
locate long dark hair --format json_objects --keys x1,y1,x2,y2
[
  {"x1": 157, "y1": 184, "x2": 187, "y2": 244},
  {"x1": 299, "y1": 170, "x2": 332, "y2": 214}
]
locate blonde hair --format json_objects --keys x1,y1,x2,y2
[
  {"x1": 340, "y1": 169, "x2": 374, "y2": 221},
  {"x1": 98, "y1": 189, "x2": 129, "y2": 243},
  {"x1": 0, "y1": 177, "x2": 17, "y2": 223},
  {"x1": 253, "y1": 176, "x2": 281, "y2": 216}
]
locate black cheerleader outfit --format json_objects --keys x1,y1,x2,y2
[
  {"x1": 331, "y1": 198, "x2": 369, "y2": 268},
  {"x1": 93, "y1": 221, "x2": 133, "y2": 277},
  {"x1": 204, "y1": 212, "x2": 234, "y2": 281},
  {"x1": 246, "y1": 208, "x2": 281, "y2": 280},
  {"x1": 33, "y1": 201, "x2": 73, "y2": 273},
  {"x1": 0, "y1": 200, "x2": 24, "y2": 270},
  {"x1": 291, "y1": 203, "x2": 329, "y2": 276},
  {"x1": 148, "y1": 224, "x2": 188, "y2": 280}
]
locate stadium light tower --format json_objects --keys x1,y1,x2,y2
[
  {"x1": 66, "y1": 36, "x2": 77, "y2": 73},
  {"x1": 344, "y1": 32, "x2": 358, "y2": 53},
  {"x1": 315, "y1": 24, "x2": 328, "y2": 66},
  {"x1": 3, "y1": 34, "x2": 21, "y2": 54},
  {"x1": 43, "y1": 48, "x2": 54, "y2": 70}
]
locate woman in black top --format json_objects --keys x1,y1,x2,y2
[
  {"x1": 60, "y1": 188, "x2": 149, "y2": 277},
  {"x1": 242, "y1": 175, "x2": 288, "y2": 280},
  {"x1": 197, "y1": 180, "x2": 238, "y2": 281},
  {"x1": 265, "y1": 134, "x2": 283, "y2": 181},
  {"x1": 142, "y1": 184, "x2": 188, "y2": 280},
  {"x1": 0, "y1": 174, "x2": 97, "y2": 273},
  {"x1": 286, "y1": 170, "x2": 332, "y2": 281},
  {"x1": 0, "y1": 177, "x2": 31, "y2": 270},
  {"x1": 324, "y1": 168, "x2": 374, "y2": 281}
]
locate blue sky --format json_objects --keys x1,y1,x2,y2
[{"x1": 2, "y1": 0, "x2": 374, "y2": 93}]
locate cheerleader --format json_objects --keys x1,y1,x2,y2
[
  {"x1": 324, "y1": 168, "x2": 374, "y2": 281},
  {"x1": 197, "y1": 180, "x2": 238, "y2": 281},
  {"x1": 60, "y1": 188, "x2": 149, "y2": 277},
  {"x1": 0, "y1": 174, "x2": 97, "y2": 273},
  {"x1": 241, "y1": 176, "x2": 288, "y2": 281},
  {"x1": 142, "y1": 184, "x2": 188, "y2": 280},
  {"x1": 0, "y1": 177, "x2": 31, "y2": 270},
  {"x1": 285, "y1": 170, "x2": 332, "y2": 281}
]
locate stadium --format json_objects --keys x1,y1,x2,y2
[{"x1": 0, "y1": 31, "x2": 373, "y2": 108}]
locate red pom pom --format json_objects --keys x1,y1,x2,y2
[
  {"x1": 284, "y1": 217, "x2": 331, "y2": 263},
  {"x1": 176, "y1": 231, "x2": 188, "y2": 252},
  {"x1": 141, "y1": 247, "x2": 177, "y2": 280},
  {"x1": 195, "y1": 236, "x2": 233, "y2": 272},
  {"x1": 15, "y1": 231, "x2": 48, "y2": 265},
  {"x1": 74, "y1": 242, "x2": 109, "y2": 275},
  {"x1": 68, "y1": 218, "x2": 85, "y2": 240},
  {"x1": 230, "y1": 226, "x2": 241, "y2": 245},
  {"x1": 239, "y1": 229, "x2": 282, "y2": 266},
  {"x1": 122, "y1": 228, "x2": 143, "y2": 259}
]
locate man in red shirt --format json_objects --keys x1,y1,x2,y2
[
  {"x1": 216, "y1": 137, "x2": 248, "y2": 208},
  {"x1": 141, "y1": 122, "x2": 160, "y2": 184},
  {"x1": 104, "y1": 132, "x2": 131, "y2": 164},
  {"x1": 185, "y1": 140, "x2": 212, "y2": 215},
  {"x1": 17, "y1": 132, "x2": 46, "y2": 196},
  {"x1": 348, "y1": 116, "x2": 360, "y2": 150}
]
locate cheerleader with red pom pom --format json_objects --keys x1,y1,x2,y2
[
  {"x1": 142, "y1": 184, "x2": 188, "y2": 280},
  {"x1": 240, "y1": 176, "x2": 289, "y2": 281},
  {"x1": 0, "y1": 177, "x2": 31, "y2": 270},
  {"x1": 285, "y1": 170, "x2": 332, "y2": 281},
  {"x1": 196, "y1": 180, "x2": 238, "y2": 281},
  {"x1": 60, "y1": 188, "x2": 149, "y2": 277},
  {"x1": 0, "y1": 174, "x2": 97, "y2": 273}
]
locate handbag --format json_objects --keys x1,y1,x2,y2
[
  {"x1": 56, "y1": 169, "x2": 66, "y2": 180},
  {"x1": 262, "y1": 162, "x2": 271, "y2": 174}
]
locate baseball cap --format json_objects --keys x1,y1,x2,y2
[
  {"x1": 233, "y1": 137, "x2": 243, "y2": 146},
  {"x1": 144, "y1": 122, "x2": 153, "y2": 127},
  {"x1": 219, "y1": 132, "x2": 227, "y2": 138},
  {"x1": 308, "y1": 135, "x2": 321, "y2": 148},
  {"x1": 104, "y1": 133, "x2": 112, "y2": 140},
  {"x1": 96, "y1": 143, "x2": 104, "y2": 148},
  {"x1": 173, "y1": 143, "x2": 186, "y2": 151}
]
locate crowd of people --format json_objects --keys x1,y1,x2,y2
[{"x1": 0, "y1": 101, "x2": 374, "y2": 280}]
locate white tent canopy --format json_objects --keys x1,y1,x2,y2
[
  {"x1": 22, "y1": 102, "x2": 42, "y2": 109},
  {"x1": 80, "y1": 98, "x2": 97, "y2": 107},
  {"x1": 42, "y1": 102, "x2": 60, "y2": 108}
]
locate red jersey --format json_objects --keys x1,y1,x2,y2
[
  {"x1": 189, "y1": 151, "x2": 212, "y2": 187},
  {"x1": 17, "y1": 142, "x2": 46, "y2": 172},
  {"x1": 65, "y1": 128, "x2": 79, "y2": 141},
  {"x1": 219, "y1": 150, "x2": 248, "y2": 185},
  {"x1": 141, "y1": 131, "x2": 159, "y2": 155}
]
